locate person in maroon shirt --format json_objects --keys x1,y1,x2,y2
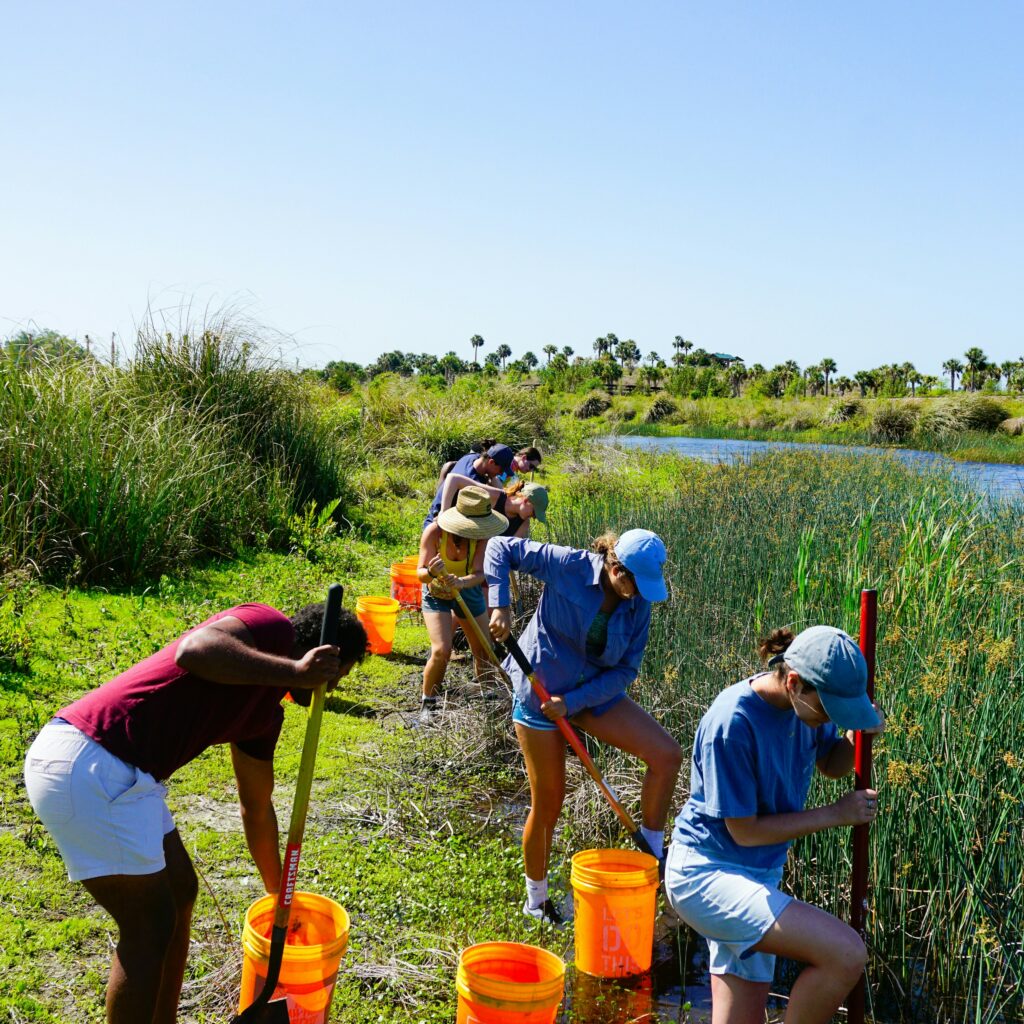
[{"x1": 23, "y1": 601, "x2": 367, "y2": 1024}]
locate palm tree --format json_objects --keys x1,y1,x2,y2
[
  {"x1": 593, "y1": 336, "x2": 610, "y2": 357},
  {"x1": 562, "y1": 345, "x2": 574, "y2": 359},
  {"x1": 617, "y1": 339, "x2": 640, "y2": 372},
  {"x1": 543, "y1": 344, "x2": 558, "y2": 366},
  {"x1": 854, "y1": 369, "x2": 875, "y2": 398},
  {"x1": 964, "y1": 347, "x2": 987, "y2": 391},
  {"x1": 819, "y1": 357, "x2": 837, "y2": 397},
  {"x1": 470, "y1": 334, "x2": 485, "y2": 364},
  {"x1": 646, "y1": 350, "x2": 660, "y2": 367},
  {"x1": 522, "y1": 351, "x2": 539, "y2": 371},
  {"x1": 495, "y1": 344, "x2": 512, "y2": 371},
  {"x1": 782, "y1": 360, "x2": 800, "y2": 388},
  {"x1": 942, "y1": 358, "x2": 963, "y2": 391},
  {"x1": 908, "y1": 370, "x2": 923, "y2": 396}
]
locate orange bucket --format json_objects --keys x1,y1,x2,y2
[
  {"x1": 390, "y1": 562, "x2": 421, "y2": 609},
  {"x1": 570, "y1": 849, "x2": 660, "y2": 978},
  {"x1": 456, "y1": 942, "x2": 565, "y2": 1024},
  {"x1": 355, "y1": 596, "x2": 400, "y2": 655},
  {"x1": 238, "y1": 891, "x2": 349, "y2": 1023}
]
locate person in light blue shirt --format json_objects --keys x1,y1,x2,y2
[
  {"x1": 665, "y1": 625, "x2": 886, "y2": 1023},
  {"x1": 486, "y1": 529, "x2": 683, "y2": 926}
]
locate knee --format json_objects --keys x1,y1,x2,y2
[
  {"x1": 529, "y1": 793, "x2": 565, "y2": 830},
  {"x1": 428, "y1": 644, "x2": 452, "y2": 664},
  {"x1": 826, "y1": 926, "x2": 868, "y2": 984},
  {"x1": 648, "y1": 739, "x2": 684, "y2": 777}
]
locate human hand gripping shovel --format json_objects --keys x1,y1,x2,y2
[
  {"x1": 232, "y1": 583, "x2": 343, "y2": 1024},
  {"x1": 427, "y1": 568, "x2": 656, "y2": 861}
]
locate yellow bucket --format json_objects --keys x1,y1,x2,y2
[
  {"x1": 355, "y1": 596, "x2": 400, "y2": 655},
  {"x1": 570, "y1": 849, "x2": 660, "y2": 978},
  {"x1": 456, "y1": 942, "x2": 565, "y2": 1024},
  {"x1": 238, "y1": 891, "x2": 349, "y2": 1023}
]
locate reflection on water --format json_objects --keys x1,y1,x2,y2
[{"x1": 605, "y1": 434, "x2": 1024, "y2": 504}]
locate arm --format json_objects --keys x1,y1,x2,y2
[
  {"x1": 231, "y1": 744, "x2": 281, "y2": 893},
  {"x1": 175, "y1": 616, "x2": 342, "y2": 691},
  {"x1": 561, "y1": 601, "x2": 651, "y2": 717},
  {"x1": 440, "y1": 472, "x2": 504, "y2": 512},
  {"x1": 725, "y1": 788, "x2": 879, "y2": 847},
  {"x1": 484, "y1": 537, "x2": 581, "y2": 609},
  {"x1": 436, "y1": 459, "x2": 457, "y2": 491}
]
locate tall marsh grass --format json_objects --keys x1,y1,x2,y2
[{"x1": 549, "y1": 450, "x2": 1023, "y2": 1022}]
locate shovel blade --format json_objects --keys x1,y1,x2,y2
[{"x1": 231, "y1": 995, "x2": 291, "y2": 1024}]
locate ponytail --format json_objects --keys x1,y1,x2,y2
[
  {"x1": 759, "y1": 628, "x2": 795, "y2": 677},
  {"x1": 591, "y1": 531, "x2": 624, "y2": 570}
]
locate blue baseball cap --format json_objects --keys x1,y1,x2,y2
[
  {"x1": 783, "y1": 626, "x2": 879, "y2": 731},
  {"x1": 615, "y1": 529, "x2": 668, "y2": 602},
  {"x1": 486, "y1": 444, "x2": 515, "y2": 471}
]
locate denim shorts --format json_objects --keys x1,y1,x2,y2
[
  {"x1": 421, "y1": 583, "x2": 486, "y2": 619},
  {"x1": 24, "y1": 720, "x2": 175, "y2": 881},
  {"x1": 664, "y1": 842, "x2": 792, "y2": 983},
  {"x1": 511, "y1": 692, "x2": 626, "y2": 732}
]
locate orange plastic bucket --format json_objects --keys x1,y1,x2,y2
[
  {"x1": 355, "y1": 596, "x2": 400, "y2": 655},
  {"x1": 570, "y1": 849, "x2": 660, "y2": 978},
  {"x1": 238, "y1": 891, "x2": 349, "y2": 1023},
  {"x1": 390, "y1": 562, "x2": 421, "y2": 609},
  {"x1": 456, "y1": 942, "x2": 565, "y2": 1024}
]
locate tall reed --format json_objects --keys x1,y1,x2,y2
[{"x1": 549, "y1": 450, "x2": 1023, "y2": 1022}]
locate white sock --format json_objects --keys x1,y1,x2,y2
[
  {"x1": 525, "y1": 875, "x2": 548, "y2": 910},
  {"x1": 640, "y1": 827, "x2": 664, "y2": 859}
]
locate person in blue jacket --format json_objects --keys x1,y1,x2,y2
[
  {"x1": 665, "y1": 625, "x2": 885, "y2": 1023},
  {"x1": 486, "y1": 529, "x2": 683, "y2": 925}
]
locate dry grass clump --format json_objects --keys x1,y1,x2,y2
[
  {"x1": 870, "y1": 401, "x2": 918, "y2": 442},
  {"x1": 574, "y1": 392, "x2": 612, "y2": 419},
  {"x1": 998, "y1": 416, "x2": 1024, "y2": 436},
  {"x1": 642, "y1": 396, "x2": 678, "y2": 423},
  {"x1": 822, "y1": 397, "x2": 862, "y2": 425}
]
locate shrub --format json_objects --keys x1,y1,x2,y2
[
  {"x1": 957, "y1": 395, "x2": 1009, "y2": 431},
  {"x1": 997, "y1": 416, "x2": 1024, "y2": 436},
  {"x1": 574, "y1": 393, "x2": 612, "y2": 419},
  {"x1": 870, "y1": 402, "x2": 917, "y2": 443},
  {"x1": 822, "y1": 398, "x2": 862, "y2": 425},
  {"x1": 783, "y1": 414, "x2": 817, "y2": 432},
  {"x1": 642, "y1": 396, "x2": 678, "y2": 424}
]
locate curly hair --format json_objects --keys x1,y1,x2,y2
[
  {"x1": 591, "y1": 531, "x2": 625, "y2": 571},
  {"x1": 289, "y1": 603, "x2": 368, "y2": 663},
  {"x1": 758, "y1": 627, "x2": 795, "y2": 678}
]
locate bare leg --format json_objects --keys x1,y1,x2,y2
[
  {"x1": 459, "y1": 609, "x2": 500, "y2": 682},
  {"x1": 82, "y1": 866, "x2": 180, "y2": 1023},
  {"x1": 152, "y1": 830, "x2": 199, "y2": 1024},
  {"x1": 573, "y1": 697, "x2": 684, "y2": 830},
  {"x1": 515, "y1": 723, "x2": 567, "y2": 880},
  {"x1": 750, "y1": 900, "x2": 866, "y2": 1024},
  {"x1": 422, "y1": 610, "x2": 454, "y2": 698},
  {"x1": 710, "y1": 974, "x2": 772, "y2": 1024}
]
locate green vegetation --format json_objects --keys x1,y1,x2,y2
[
  {"x1": 548, "y1": 450, "x2": 1024, "y2": 1023},
  {"x1": 3, "y1": 323, "x2": 1022, "y2": 1021}
]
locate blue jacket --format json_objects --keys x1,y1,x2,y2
[{"x1": 484, "y1": 537, "x2": 652, "y2": 717}]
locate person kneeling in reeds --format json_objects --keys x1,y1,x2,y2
[{"x1": 665, "y1": 626, "x2": 886, "y2": 1023}]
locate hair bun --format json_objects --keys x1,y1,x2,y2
[{"x1": 758, "y1": 627, "x2": 795, "y2": 663}]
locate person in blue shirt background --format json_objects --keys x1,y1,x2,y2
[
  {"x1": 424, "y1": 443, "x2": 516, "y2": 528},
  {"x1": 486, "y1": 529, "x2": 683, "y2": 926},
  {"x1": 665, "y1": 625, "x2": 885, "y2": 1024}
]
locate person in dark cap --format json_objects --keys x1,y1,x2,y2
[
  {"x1": 664, "y1": 625, "x2": 886, "y2": 1024},
  {"x1": 424, "y1": 443, "x2": 517, "y2": 528}
]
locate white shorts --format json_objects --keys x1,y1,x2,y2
[
  {"x1": 665, "y1": 842, "x2": 792, "y2": 983},
  {"x1": 24, "y1": 720, "x2": 175, "y2": 881}
]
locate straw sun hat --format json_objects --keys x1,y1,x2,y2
[{"x1": 437, "y1": 485, "x2": 508, "y2": 539}]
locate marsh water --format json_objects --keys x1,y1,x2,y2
[{"x1": 606, "y1": 433, "x2": 1024, "y2": 503}]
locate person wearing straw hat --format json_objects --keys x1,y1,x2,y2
[
  {"x1": 664, "y1": 626, "x2": 886, "y2": 1023},
  {"x1": 485, "y1": 529, "x2": 684, "y2": 926},
  {"x1": 22, "y1": 602, "x2": 368, "y2": 1024},
  {"x1": 441, "y1": 471, "x2": 549, "y2": 539},
  {"x1": 417, "y1": 485, "x2": 508, "y2": 719}
]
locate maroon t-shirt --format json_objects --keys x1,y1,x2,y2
[{"x1": 60, "y1": 604, "x2": 295, "y2": 781}]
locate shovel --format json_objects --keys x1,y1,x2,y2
[{"x1": 232, "y1": 583, "x2": 343, "y2": 1024}]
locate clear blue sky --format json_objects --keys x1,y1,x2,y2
[{"x1": 2, "y1": 2, "x2": 1021, "y2": 375}]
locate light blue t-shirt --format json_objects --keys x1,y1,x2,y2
[{"x1": 672, "y1": 677, "x2": 841, "y2": 871}]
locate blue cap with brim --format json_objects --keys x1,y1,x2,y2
[
  {"x1": 783, "y1": 626, "x2": 879, "y2": 731},
  {"x1": 615, "y1": 529, "x2": 668, "y2": 603}
]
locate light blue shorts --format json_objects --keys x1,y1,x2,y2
[
  {"x1": 512, "y1": 695, "x2": 560, "y2": 731},
  {"x1": 664, "y1": 842, "x2": 792, "y2": 983},
  {"x1": 24, "y1": 720, "x2": 175, "y2": 881},
  {"x1": 421, "y1": 583, "x2": 486, "y2": 619}
]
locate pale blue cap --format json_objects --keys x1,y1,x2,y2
[
  {"x1": 615, "y1": 529, "x2": 668, "y2": 602},
  {"x1": 782, "y1": 626, "x2": 879, "y2": 730}
]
